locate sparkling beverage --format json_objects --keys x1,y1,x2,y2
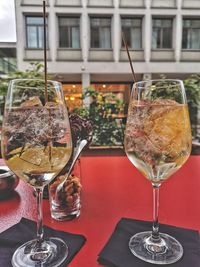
[
  {"x1": 5, "y1": 146, "x2": 72, "y2": 187},
  {"x1": 125, "y1": 99, "x2": 191, "y2": 184},
  {"x1": 2, "y1": 105, "x2": 72, "y2": 187}
]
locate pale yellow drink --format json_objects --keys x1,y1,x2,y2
[
  {"x1": 125, "y1": 99, "x2": 192, "y2": 184},
  {"x1": 5, "y1": 147, "x2": 72, "y2": 187},
  {"x1": 2, "y1": 105, "x2": 72, "y2": 188}
]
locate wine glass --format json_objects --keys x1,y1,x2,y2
[
  {"x1": 124, "y1": 79, "x2": 192, "y2": 264},
  {"x1": 1, "y1": 79, "x2": 73, "y2": 267}
]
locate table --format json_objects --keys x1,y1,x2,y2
[{"x1": 0, "y1": 155, "x2": 200, "y2": 267}]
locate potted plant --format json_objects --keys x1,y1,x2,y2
[{"x1": 73, "y1": 87, "x2": 125, "y2": 147}]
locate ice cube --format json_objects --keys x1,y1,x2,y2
[
  {"x1": 44, "y1": 102, "x2": 60, "y2": 109},
  {"x1": 21, "y1": 96, "x2": 43, "y2": 107}
]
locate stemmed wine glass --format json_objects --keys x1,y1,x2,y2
[
  {"x1": 1, "y1": 79, "x2": 72, "y2": 267},
  {"x1": 124, "y1": 79, "x2": 192, "y2": 264}
]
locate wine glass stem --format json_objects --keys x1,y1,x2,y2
[
  {"x1": 152, "y1": 183, "x2": 161, "y2": 242},
  {"x1": 36, "y1": 187, "x2": 44, "y2": 243}
]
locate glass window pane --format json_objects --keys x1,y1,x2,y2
[
  {"x1": 182, "y1": 19, "x2": 200, "y2": 49},
  {"x1": 27, "y1": 17, "x2": 43, "y2": 24},
  {"x1": 191, "y1": 20, "x2": 200, "y2": 28},
  {"x1": 72, "y1": 27, "x2": 80, "y2": 48},
  {"x1": 71, "y1": 18, "x2": 80, "y2": 26},
  {"x1": 122, "y1": 18, "x2": 141, "y2": 27},
  {"x1": 152, "y1": 19, "x2": 172, "y2": 49},
  {"x1": 152, "y1": 28, "x2": 160, "y2": 49},
  {"x1": 91, "y1": 18, "x2": 111, "y2": 48},
  {"x1": 59, "y1": 18, "x2": 69, "y2": 26},
  {"x1": 122, "y1": 28, "x2": 131, "y2": 47},
  {"x1": 183, "y1": 20, "x2": 191, "y2": 28},
  {"x1": 59, "y1": 27, "x2": 69, "y2": 47},
  {"x1": 132, "y1": 19, "x2": 141, "y2": 27},
  {"x1": 121, "y1": 18, "x2": 142, "y2": 49},
  {"x1": 162, "y1": 19, "x2": 172, "y2": 27},
  {"x1": 59, "y1": 17, "x2": 80, "y2": 48},
  {"x1": 153, "y1": 19, "x2": 162, "y2": 27},
  {"x1": 100, "y1": 18, "x2": 111, "y2": 27},
  {"x1": 163, "y1": 28, "x2": 172, "y2": 48},
  {"x1": 26, "y1": 16, "x2": 48, "y2": 49},
  {"x1": 190, "y1": 29, "x2": 200, "y2": 49},
  {"x1": 100, "y1": 27, "x2": 111, "y2": 48},
  {"x1": 38, "y1": 26, "x2": 44, "y2": 48},
  {"x1": 59, "y1": 17, "x2": 79, "y2": 27},
  {"x1": 122, "y1": 18, "x2": 131, "y2": 27},
  {"x1": 91, "y1": 18, "x2": 100, "y2": 27},
  {"x1": 91, "y1": 28, "x2": 99, "y2": 48},
  {"x1": 182, "y1": 28, "x2": 188, "y2": 49},
  {"x1": 27, "y1": 26, "x2": 37, "y2": 48},
  {"x1": 131, "y1": 28, "x2": 141, "y2": 49}
]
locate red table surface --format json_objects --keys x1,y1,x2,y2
[{"x1": 0, "y1": 155, "x2": 200, "y2": 267}]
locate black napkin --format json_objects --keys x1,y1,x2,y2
[
  {"x1": 98, "y1": 218, "x2": 200, "y2": 267},
  {"x1": 0, "y1": 217, "x2": 86, "y2": 267}
]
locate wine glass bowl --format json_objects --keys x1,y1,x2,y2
[
  {"x1": 124, "y1": 80, "x2": 192, "y2": 264},
  {"x1": 1, "y1": 79, "x2": 72, "y2": 267}
]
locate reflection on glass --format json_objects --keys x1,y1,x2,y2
[
  {"x1": 124, "y1": 79, "x2": 192, "y2": 264},
  {"x1": 1, "y1": 79, "x2": 72, "y2": 267}
]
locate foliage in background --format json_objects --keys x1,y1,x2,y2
[
  {"x1": 184, "y1": 74, "x2": 200, "y2": 139},
  {"x1": 1, "y1": 63, "x2": 200, "y2": 145},
  {"x1": 155, "y1": 75, "x2": 200, "y2": 140},
  {"x1": 0, "y1": 62, "x2": 55, "y2": 111},
  {"x1": 150, "y1": 79, "x2": 182, "y2": 103},
  {"x1": 73, "y1": 87, "x2": 125, "y2": 146},
  {"x1": 0, "y1": 62, "x2": 48, "y2": 97}
]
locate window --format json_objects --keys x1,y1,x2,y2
[
  {"x1": 182, "y1": 19, "x2": 200, "y2": 49},
  {"x1": 90, "y1": 17, "x2": 112, "y2": 49},
  {"x1": 26, "y1": 16, "x2": 48, "y2": 49},
  {"x1": 152, "y1": 18, "x2": 173, "y2": 49},
  {"x1": 121, "y1": 18, "x2": 142, "y2": 49},
  {"x1": 62, "y1": 84, "x2": 82, "y2": 112},
  {"x1": 58, "y1": 17, "x2": 80, "y2": 49}
]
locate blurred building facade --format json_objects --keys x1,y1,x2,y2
[
  {"x1": 15, "y1": 0, "x2": 200, "y2": 110},
  {"x1": 0, "y1": 42, "x2": 17, "y2": 123},
  {"x1": 0, "y1": 42, "x2": 17, "y2": 75}
]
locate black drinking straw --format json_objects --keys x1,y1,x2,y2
[
  {"x1": 43, "y1": 1, "x2": 52, "y2": 166},
  {"x1": 122, "y1": 31, "x2": 137, "y2": 83},
  {"x1": 43, "y1": 0, "x2": 48, "y2": 103}
]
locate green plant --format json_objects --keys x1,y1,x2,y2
[
  {"x1": 73, "y1": 87, "x2": 125, "y2": 146},
  {"x1": 184, "y1": 74, "x2": 200, "y2": 139},
  {"x1": 154, "y1": 75, "x2": 200, "y2": 140},
  {"x1": 0, "y1": 62, "x2": 50, "y2": 97},
  {"x1": 150, "y1": 79, "x2": 183, "y2": 103},
  {"x1": 0, "y1": 62, "x2": 54, "y2": 124}
]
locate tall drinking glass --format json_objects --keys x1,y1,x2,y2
[
  {"x1": 1, "y1": 79, "x2": 72, "y2": 267},
  {"x1": 124, "y1": 80, "x2": 192, "y2": 264}
]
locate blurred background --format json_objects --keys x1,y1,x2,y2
[{"x1": 0, "y1": 0, "x2": 200, "y2": 152}]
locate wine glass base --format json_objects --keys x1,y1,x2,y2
[
  {"x1": 12, "y1": 237, "x2": 68, "y2": 267},
  {"x1": 129, "y1": 231, "x2": 183, "y2": 265}
]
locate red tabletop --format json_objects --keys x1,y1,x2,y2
[{"x1": 0, "y1": 155, "x2": 200, "y2": 267}]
